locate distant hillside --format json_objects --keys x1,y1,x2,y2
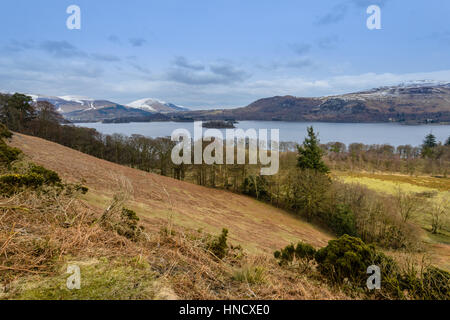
[
  {"x1": 64, "y1": 105, "x2": 154, "y2": 122},
  {"x1": 172, "y1": 83, "x2": 450, "y2": 123},
  {"x1": 25, "y1": 94, "x2": 188, "y2": 122},
  {"x1": 29, "y1": 94, "x2": 122, "y2": 114},
  {"x1": 14, "y1": 83, "x2": 450, "y2": 123},
  {"x1": 127, "y1": 98, "x2": 188, "y2": 113}
]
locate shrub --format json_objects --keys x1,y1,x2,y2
[
  {"x1": 312, "y1": 235, "x2": 448, "y2": 299},
  {"x1": 274, "y1": 243, "x2": 294, "y2": 264},
  {"x1": 295, "y1": 242, "x2": 317, "y2": 261},
  {"x1": 0, "y1": 163, "x2": 62, "y2": 195},
  {"x1": 384, "y1": 265, "x2": 450, "y2": 300},
  {"x1": 381, "y1": 224, "x2": 416, "y2": 250},
  {"x1": 421, "y1": 266, "x2": 450, "y2": 300},
  {"x1": 122, "y1": 207, "x2": 139, "y2": 222},
  {"x1": 115, "y1": 208, "x2": 142, "y2": 241},
  {"x1": 274, "y1": 241, "x2": 316, "y2": 266},
  {"x1": 0, "y1": 140, "x2": 21, "y2": 166},
  {"x1": 0, "y1": 124, "x2": 12, "y2": 138},
  {"x1": 29, "y1": 165, "x2": 61, "y2": 185},
  {"x1": 0, "y1": 172, "x2": 45, "y2": 195},
  {"x1": 207, "y1": 228, "x2": 229, "y2": 259},
  {"x1": 314, "y1": 235, "x2": 396, "y2": 286}
]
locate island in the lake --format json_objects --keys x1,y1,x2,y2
[{"x1": 201, "y1": 120, "x2": 236, "y2": 129}]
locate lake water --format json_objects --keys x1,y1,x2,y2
[{"x1": 76, "y1": 121, "x2": 450, "y2": 147}]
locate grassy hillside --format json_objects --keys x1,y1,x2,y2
[
  {"x1": 1, "y1": 132, "x2": 354, "y2": 300},
  {"x1": 9, "y1": 133, "x2": 333, "y2": 254},
  {"x1": 3, "y1": 133, "x2": 449, "y2": 300}
]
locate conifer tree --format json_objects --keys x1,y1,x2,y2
[
  {"x1": 422, "y1": 133, "x2": 437, "y2": 158},
  {"x1": 297, "y1": 126, "x2": 329, "y2": 173}
]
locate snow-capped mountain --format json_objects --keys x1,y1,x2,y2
[
  {"x1": 26, "y1": 94, "x2": 189, "y2": 115},
  {"x1": 336, "y1": 82, "x2": 450, "y2": 101},
  {"x1": 127, "y1": 98, "x2": 188, "y2": 113},
  {"x1": 28, "y1": 94, "x2": 121, "y2": 114},
  {"x1": 20, "y1": 93, "x2": 189, "y2": 122}
]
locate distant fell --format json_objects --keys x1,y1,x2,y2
[{"x1": 173, "y1": 83, "x2": 450, "y2": 123}]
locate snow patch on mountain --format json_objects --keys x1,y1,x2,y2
[
  {"x1": 127, "y1": 98, "x2": 188, "y2": 113},
  {"x1": 58, "y1": 95, "x2": 95, "y2": 105},
  {"x1": 127, "y1": 98, "x2": 159, "y2": 112}
]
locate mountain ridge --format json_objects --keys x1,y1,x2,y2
[
  {"x1": 172, "y1": 82, "x2": 450, "y2": 123},
  {"x1": 23, "y1": 94, "x2": 188, "y2": 122},
  {"x1": 4, "y1": 82, "x2": 450, "y2": 123}
]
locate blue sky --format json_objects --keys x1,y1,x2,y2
[{"x1": 1, "y1": 0, "x2": 450, "y2": 109}]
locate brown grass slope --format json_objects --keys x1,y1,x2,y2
[{"x1": 9, "y1": 133, "x2": 332, "y2": 254}]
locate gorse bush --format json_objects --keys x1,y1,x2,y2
[
  {"x1": 0, "y1": 140, "x2": 21, "y2": 167},
  {"x1": 314, "y1": 235, "x2": 397, "y2": 286},
  {"x1": 274, "y1": 241, "x2": 316, "y2": 266},
  {"x1": 295, "y1": 242, "x2": 317, "y2": 262},
  {"x1": 29, "y1": 165, "x2": 61, "y2": 185},
  {"x1": 207, "y1": 228, "x2": 229, "y2": 259},
  {"x1": 315, "y1": 235, "x2": 375, "y2": 285},
  {"x1": 274, "y1": 243, "x2": 294, "y2": 264},
  {"x1": 276, "y1": 235, "x2": 449, "y2": 299},
  {"x1": 0, "y1": 163, "x2": 62, "y2": 195},
  {"x1": 0, "y1": 132, "x2": 62, "y2": 194},
  {"x1": 0, "y1": 172, "x2": 45, "y2": 195},
  {"x1": 115, "y1": 208, "x2": 143, "y2": 241}
]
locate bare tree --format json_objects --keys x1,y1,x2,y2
[
  {"x1": 394, "y1": 187, "x2": 424, "y2": 223},
  {"x1": 429, "y1": 200, "x2": 449, "y2": 234}
]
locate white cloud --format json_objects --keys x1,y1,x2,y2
[
  {"x1": 2, "y1": 45, "x2": 450, "y2": 109},
  {"x1": 93, "y1": 69, "x2": 450, "y2": 108}
]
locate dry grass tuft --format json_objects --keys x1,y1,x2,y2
[{"x1": 0, "y1": 188, "x2": 145, "y2": 284}]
